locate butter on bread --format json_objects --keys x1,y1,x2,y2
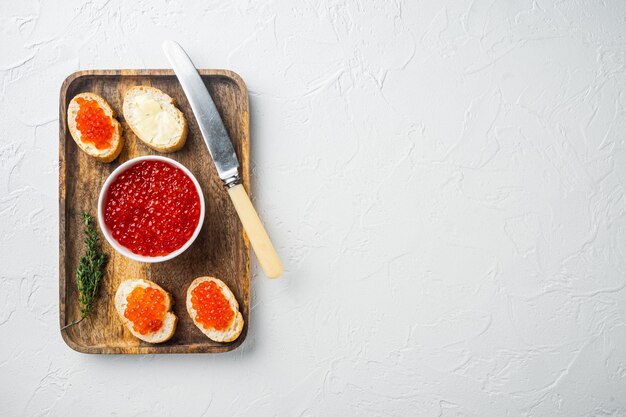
[
  {"x1": 122, "y1": 86, "x2": 187, "y2": 153},
  {"x1": 186, "y1": 276, "x2": 244, "y2": 343},
  {"x1": 114, "y1": 279, "x2": 177, "y2": 344},
  {"x1": 67, "y1": 93, "x2": 123, "y2": 163}
]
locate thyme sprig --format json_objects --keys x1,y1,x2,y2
[{"x1": 62, "y1": 211, "x2": 109, "y2": 330}]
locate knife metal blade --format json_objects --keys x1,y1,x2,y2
[{"x1": 162, "y1": 40, "x2": 240, "y2": 185}]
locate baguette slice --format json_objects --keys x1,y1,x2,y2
[
  {"x1": 186, "y1": 276, "x2": 244, "y2": 343},
  {"x1": 67, "y1": 93, "x2": 123, "y2": 162},
  {"x1": 122, "y1": 86, "x2": 187, "y2": 153},
  {"x1": 114, "y1": 279, "x2": 177, "y2": 344}
]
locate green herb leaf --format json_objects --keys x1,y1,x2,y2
[{"x1": 63, "y1": 211, "x2": 108, "y2": 329}]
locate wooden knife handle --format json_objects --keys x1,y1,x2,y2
[{"x1": 227, "y1": 183, "x2": 283, "y2": 278}]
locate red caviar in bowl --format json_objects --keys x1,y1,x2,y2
[
  {"x1": 191, "y1": 281, "x2": 234, "y2": 331},
  {"x1": 123, "y1": 287, "x2": 166, "y2": 335},
  {"x1": 103, "y1": 160, "x2": 201, "y2": 257},
  {"x1": 75, "y1": 97, "x2": 115, "y2": 150}
]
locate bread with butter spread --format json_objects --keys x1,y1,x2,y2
[{"x1": 122, "y1": 86, "x2": 187, "y2": 153}]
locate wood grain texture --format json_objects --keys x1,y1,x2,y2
[{"x1": 59, "y1": 69, "x2": 250, "y2": 354}]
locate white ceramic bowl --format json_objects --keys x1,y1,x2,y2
[{"x1": 97, "y1": 155, "x2": 205, "y2": 263}]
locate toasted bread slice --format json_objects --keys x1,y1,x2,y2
[
  {"x1": 67, "y1": 93, "x2": 123, "y2": 163},
  {"x1": 122, "y1": 86, "x2": 187, "y2": 153},
  {"x1": 186, "y1": 276, "x2": 244, "y2": 343},
  {"x1": 114, "y1": 279, "x2": 177, "y2": 344}
]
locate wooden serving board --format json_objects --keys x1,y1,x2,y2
[{"x1": 59, "y1": 69, "x2": 250, "y2": 354}]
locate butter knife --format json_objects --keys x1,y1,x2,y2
[{"x1": 162, "y1": 40, "x2": 283, "y2": 279}]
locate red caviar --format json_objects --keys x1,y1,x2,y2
[
  {"x1": 124, "y1": 287, "x2": 166, "y2": 335},
  {"x1": 191, "y1": 281, "x2": 234, "y2": 331},
  {"x1": 103, "y1": 160, "x2": 201, "y2": 257},
  {"x1": 75, "y1": 97, "x2": 114, "y2": 150}
]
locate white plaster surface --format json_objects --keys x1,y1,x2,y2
[{"x1": 2, "y1": 0, "x2": 626, "y2": 415}]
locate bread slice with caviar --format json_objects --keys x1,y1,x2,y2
[
  {"x1": 114, "y1": 279, "x2": 177, "y2": 343},
  {"x1": 186, "y1": 276, "x2": 244, "y2": 343},
  {"x1": 122, "y1": 86, "x2": 187, "y2": 153},
  {"x1": 67, "y1": 93, "x2": 123, "y2": 162}
]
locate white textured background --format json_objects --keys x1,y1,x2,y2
[{"x1": 2, "y1": 0, "x2": 626, "y2": 416}]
